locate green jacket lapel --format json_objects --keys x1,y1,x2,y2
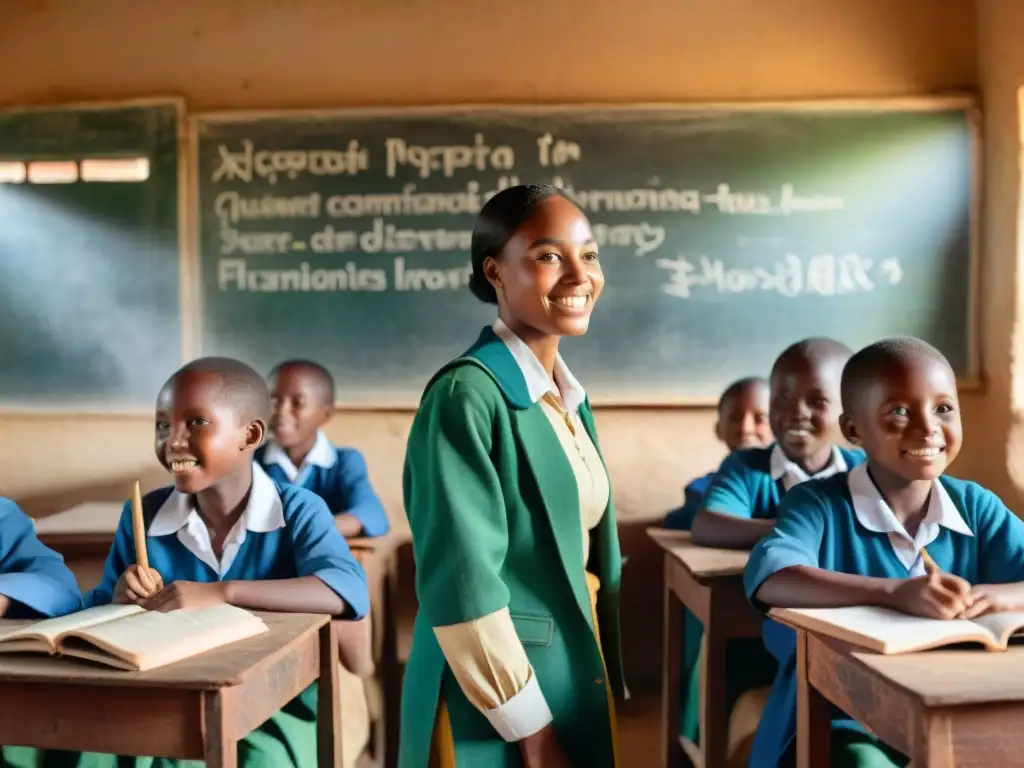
[{"x1": 453, "y1": 328, "x2": 593, "y2": 618}]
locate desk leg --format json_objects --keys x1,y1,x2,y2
[
  {"x1": 703, "y1": 601, "x2": 728, "y2": 768},
  {"x1": 203, "y1": 690, "x2": 237, "y2": 768},
  {"x1": 796, "y1": 631, "x2": 830, "y2": 768},
  {"x1": 318, "y1": 621, "x2": 344, "y2": 768},
  {"x1": 662, "y1": 559, "x2": 685, "y2": 768}
]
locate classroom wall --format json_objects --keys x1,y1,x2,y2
[
  {"x1": 0, "y1": 0, "x2": 1001, "y2": 690},
  {"x1": 0, "y1": 0, "x2": 985, "y2": 514}
]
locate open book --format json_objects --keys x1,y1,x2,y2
[
  {"x1": 771, "y1": 606, "x2": 1024, "y2": 654},
  {"x1": 0, "y1": 603, "x2": 268, "y2": 671}
]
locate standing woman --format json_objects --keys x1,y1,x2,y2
[{"x1": 400, "y1": 184, "x2": 625, "y2": 767}]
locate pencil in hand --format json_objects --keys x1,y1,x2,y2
[{"x1": 131, "y1": 480, "x2": 149, "y2": 570}]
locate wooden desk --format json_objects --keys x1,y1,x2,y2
[
  {"x1": 796, "y1": 630, "x2": 1024, "y2": 768},
  {"x1": 647, "y1": 529, "x2": 762, "y2": 768},
  {"x1": 0, "y1": 612, "x2": 340, "y2": 768},
  {"x1": 349, "y1": 530, "x2": 412, "y2": 768}
]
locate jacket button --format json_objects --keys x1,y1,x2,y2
[{"x1": 595, "y1": 678, "x2": 603, "y2": 685}]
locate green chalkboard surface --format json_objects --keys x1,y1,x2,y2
[
  {"x1": 193, "y1": 100, "x2": 977, "y2": 405},
  {"x1": 0, "y1": 100, "x2": 182, "y2": 409}
]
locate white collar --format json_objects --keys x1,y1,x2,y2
[
  {"x1": 770, "y1": 443, "x2": 848, "y2": 491},
  {"x1": 262, "y1": 430, "x2": 336, "y2": 483},
  {"x1": 149, "y1": 462, "x2": 286, "y2": 537},
  {"x1": 492, "y1": 318, "x2": 587, "y2": 413},
  {"x1": 848, "y1": 462, "x2": 974, "y2": 540}
]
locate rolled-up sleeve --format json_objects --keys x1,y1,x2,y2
[
  {"x1": 434, "y1": 608, "x2": 553, "y2": 740},
  {"x1": 405, "y1": 371, "x2": 552, "y2": 740}
]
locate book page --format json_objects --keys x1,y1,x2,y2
[
  {"x1": 62, "y1": 603, "x2": 268, "y2": 671},
  {"x1": 0, "y1": 604, "x2": 144, "y2": 648},
  {"x1": 971, "y1": 611, "x2": 1024, "y2": 648},
  {"x1": 772, "y1": 606, "x2": 997, "y2": 654}
]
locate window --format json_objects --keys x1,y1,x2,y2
[{"x1": 0, "y1": 157, "x2": 150, "y2": 184}]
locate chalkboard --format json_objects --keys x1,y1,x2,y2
[
  {"x1": 193, "y1": 99, "x2": 978, "y2": 406},
  {"x1": 0, "y1": 100, "x2": 183, "y2": 409}
]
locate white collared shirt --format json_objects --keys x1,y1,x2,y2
[
  {"x1": 262, "y1": 430, "x2": 337, "y2": 484},
  {"x1": 492, "y1": 318, "x2": 587, "y2": 414},
  {"x1": 848, "y1": 463, "x2": 974, "y2": 576},
  {"x1": 770, "y1": 443, "x2": 849, "y2": 492},
  {"x1": 147, "y1": 462, "x2": 286, "y2": 576}
]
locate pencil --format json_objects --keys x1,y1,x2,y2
[
  {"x1": 131, "y1": 480, "x2": 149, "y2": 570},
  {"x1": 920, "y1": 548, "x2": 937, "y2": 571}
]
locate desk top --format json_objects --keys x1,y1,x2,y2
[
  {"x1": 34, "y1": 502, "x2": 122, "y2": 536},
  {"x1": 35, "y1": 503, "x2": 413, "y2": 552},
  {"x1": 0, "y1": 611, "x2": 326, "y2": 689},
  {"x1": 646, "y1": 528, "x2": 750, "y2": 580},
  {"x1": 851, "y1": 642, "x2": 1024, "y2": 707}
]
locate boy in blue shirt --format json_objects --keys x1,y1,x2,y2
[
  {"x1": 685, "y1": 338, "x2": 862, "y2": 763},
  {"x1": 13, "y1": 357, "x2": 370, "y2": 768},
  {"x1": 256, "y1": 359, "x2": 389, "y2": 538},
  {"x1": 664, "y1": 376, "x2": 771, "y2": 530},
  {"x1": 692, "y1": 337, "x2": 862, "y2": 549},
  {"x1": 0, "y1": 499, "x2": 80, "y2": 619},
  {"x1": 745, "y1": 337, "x2": 1024, "y2": 767}
]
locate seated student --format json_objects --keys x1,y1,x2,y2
[
  {"x1": 256, "y1": 359, "x2": 389, "y2": 538},
  {"x1": 664, "y1": 376, "x2": 771, "y2": 530},
  {"x1": 744, "y1": 337, "x2": 1024, "y2": 767},
  {"x1": 0, "y1": 499, "x2": 80, "y2": 619},
  {"x1": 691, "y1": 337, "x2": 861, "y2": 550},
  {"x1": 686, "y1": 338, "x2": 862, "y2": 766},
  {"x1": 14, "y1": 358, "x2": 370, "y2": 768}
]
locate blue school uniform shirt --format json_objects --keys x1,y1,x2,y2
[
  {"x1": 702, "y1": 443, "x2": 864, "y2": 521},
  {"x1": 704, "y1": 443, "x2": 865, "y2": 659},
  {"x1": 256, "y1": 431, "x2": 390, "y2": 538},
  {"x1": 84, "y1": 463, "x2": 369, "y2": 620},
  {"x1": 664, "y1": 471, "x2": 714, "y2": 530},
  {"x1": 743, "y1": 464, "x2": 1024, "y2": 768},
  {"x1": 0, "y1": 499, "x2": 81, "y2": 618}
]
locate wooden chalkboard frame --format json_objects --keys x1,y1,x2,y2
[
  {"x1": 0, "y1": 96, "x2": 188, "y2": 415},
  {"x1": 190, "y1": 94, "x2": 982, "y2": 409}
]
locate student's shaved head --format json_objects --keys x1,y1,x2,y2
[
  {"x1": 269, "y1": 359, "x2": 335, "y2": 407},
  {"x1": 771, "y1": 338, "x2": 853, "y2": 381},
  {"x1": 164, "y1": 357, "x2": 271, "y2": 425},
  {"x1": 841, "y1": 337, "x2": 953, "y2": 414}
]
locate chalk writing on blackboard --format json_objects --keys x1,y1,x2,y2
[
  {"x1": 655, "y1": 254, "x2": 904, "y2": 299},
  {"x1": 211, "y1": 140, "x2": 370, "y2": 185}
]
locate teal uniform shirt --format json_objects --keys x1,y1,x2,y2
[
  {"x1": 745, "y1": 466, "x2": 1024, "y2": 768},
  {"x1": 676, "y1": 444, "x2": 865, "y2": 745}
]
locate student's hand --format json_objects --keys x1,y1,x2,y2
[
  {"x1": 962, "y1": 584, "x2": 1024, "y2": 618},
  {"x1": 888, "y1": 563, "x2": 972, "y2": 620},
  {"x1": 113, "y1": 565, "x2": 164, "y2": 605},
  {"x1": 144, "y1": 581, "x2": 228, "y2": 613},
  {"x1": 0, "y1": 595, "x2": 10, "y2": 617},
  {"x1": 519, "y1": 724, "x2": 573, "y2": 768}
]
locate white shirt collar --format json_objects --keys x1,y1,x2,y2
[
  {"x1": 262, "y1": 430, "x2": 336, "y2": 483},
  {"x1": 848, "y1": 462, "x2": 973, "y2": 575},
  {"x1": 148, "y1": 462, "x2": 286, "y2": 576},
  {"x1": 492, "y1": 318, "x2": 587, "y2": 413},
  {"x1": 770, "y1": 443, "x2": 848, "y2": 491}
]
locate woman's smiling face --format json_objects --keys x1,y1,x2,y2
[{"x1": 484, "y1": 195, "x2": 604, "y2": 339}]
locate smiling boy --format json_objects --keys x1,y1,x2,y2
[
  {"x1": 257, "y1": 359, "x2": 388, "y2": 538},
  {"x1": 744, "y1": 338, "x2": 1024, "y2": 767},
  {"x1": 691, "y1": 337, "x2": 862, "y2": 549}
]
